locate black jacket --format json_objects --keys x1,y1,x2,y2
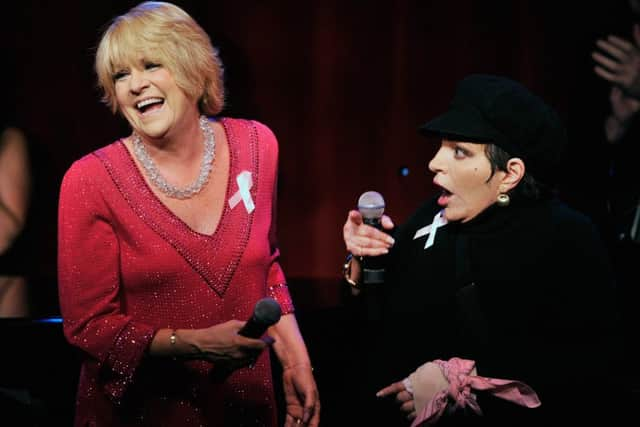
[{"x1": 356, "y1": 196, "x2": 626, "y2": 426}]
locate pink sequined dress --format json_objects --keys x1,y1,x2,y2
[{"x1": 58, "y1": 118, "x2": 294, "y2": 426}]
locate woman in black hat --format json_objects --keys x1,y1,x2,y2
[{"x1": 342, "y1": 74, "x2": 626, "y2": 426}]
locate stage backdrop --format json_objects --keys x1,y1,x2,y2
[{"x1": 1, "y1": 0, "x2": 623, "y2": 314}]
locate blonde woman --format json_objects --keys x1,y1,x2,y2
[{"x1": 58, "y1": 2, "x2": 319, "y2": 426}]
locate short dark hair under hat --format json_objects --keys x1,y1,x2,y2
[{"x1": 419, "y1": 74, "x2": 567, "y2": 185}]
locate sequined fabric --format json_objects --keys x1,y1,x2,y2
[{"x1": 58, "y1": 118, "x2": 294, "y2": 426}]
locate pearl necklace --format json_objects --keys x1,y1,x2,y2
[{"x1": 132, "y1": 116, "x2": 215, "y2": 199}]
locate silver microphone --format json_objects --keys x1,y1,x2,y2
[
  {"x1": 357, "y1": 191, "x2": 387, "y2": 285},
  {"x1": 358, "y1": 191, "x2": 385, "y2": 230}
]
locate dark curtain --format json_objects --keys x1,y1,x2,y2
[{"x1": 1, "y1": 0, "x2": 621, "y2": 314}]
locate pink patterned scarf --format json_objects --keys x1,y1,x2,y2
[{"x1": 413, "y1": 357, "x2": 541, "y2": 426}]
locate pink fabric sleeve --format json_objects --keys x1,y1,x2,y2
[
  {"x1": 255, "y1": 121, "x2": 294, "y2": 315},
  {"x1": 413, "y1": 357, "x2": 541, "y2": 426},
  {"x1": 58, "y1": 158, "x2": 156, "y2": 404}
]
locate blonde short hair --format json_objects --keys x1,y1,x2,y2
[{"x1": 95, "y1": 1, "x2": 224, "y2": 115}]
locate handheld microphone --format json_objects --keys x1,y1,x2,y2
[
  {"x1": 357, "y1": 191, "x2": 387, "y2": 285},
  {"x1": 238, "y1": 297, "x2": 282, "y2": 338},
  {"x1": 358, "y1": 191, "x2": 386, "y2": 230}
]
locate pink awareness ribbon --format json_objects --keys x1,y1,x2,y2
[{"x1": 412, "y1": 357, "x2": 541, "y2": 426}]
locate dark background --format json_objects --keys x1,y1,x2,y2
[
  {"x1": 0, "y1": 0, "x2": 632, "y2": 424},
  {"x1": 1, "y1": 0, "x2": 628, "y2": 316}
]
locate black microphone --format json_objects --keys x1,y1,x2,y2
[
  {"x1": 238, "y1": 297, "x2": 282, "y2": 338},
  {"x1": 357, "y1": 191, "x2": 387, "y2": 285}
]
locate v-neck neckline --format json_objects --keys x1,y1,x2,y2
[
  {"x1": 119, "y1": 117, "x2": 232, "y2": 238},
  {"x1": 95, "y1": 117, "x2": 261, "y2": 296}
]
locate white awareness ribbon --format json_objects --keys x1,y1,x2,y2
[
  {"x1": 228, "y1": 170, "x2": 255, "y2": 214},
  {"x1": 413, "y1": 209, "x2": 448, "y2": 249}
]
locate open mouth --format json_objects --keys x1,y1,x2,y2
[
  {"x1": 136, "y1": 97, "x2": 164, "y2": 114},
  {"x1": 437, "y1": 189, "x2": 452, "y2": 207},
  {"x1": 434, "y1": 182, "x2": 452, "y2": 206}
]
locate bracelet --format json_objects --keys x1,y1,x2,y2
[
  {"x1": 284, "y1": 362, "x2": 314, "y2": 372},
  {"x1": 169, "y1": 329, "x2": 177, "y2": 346},
  {"x1": 342, "y1": 253, "x2": 362, "y2": 288}
]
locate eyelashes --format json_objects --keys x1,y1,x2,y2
[
  {"x1": 112, "y1": 70, "x2": 128, "y2": 81},
  {"x1": 112, "y1": 62, "x2": 162, "y2": 82}
]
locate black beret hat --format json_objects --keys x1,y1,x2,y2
[{"x1": 419, "y1": 74, "x2": 567, "y2": 185}]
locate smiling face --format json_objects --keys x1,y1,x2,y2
[
  {"x1": 428, "y1": 139, "x2": 508, "y2": 223},
  {"x1": 95, "y1": 2, "x2": 225, "y2": 117},
  {"x1": 113, "y1": 58, "x2": 199, "y2": 141}
]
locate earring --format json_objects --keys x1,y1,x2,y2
[{"x1": 496, "y1": 193, "x2": 510, "y2": 207}]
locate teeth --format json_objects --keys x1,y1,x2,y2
[{"x1": 136, "y1": 98, "x2": 163, "y2": 109}]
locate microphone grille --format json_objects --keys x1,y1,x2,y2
[
  {"x1": 253, "y1": 297, "x2": 282, "y2": 325},
  {"x1": 358, "y1": 191, "x2": 385, "y2": 219}
]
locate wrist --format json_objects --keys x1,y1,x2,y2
[
  {"x1": 169, "y1": 329, "x2": 203, "y2": 358},
  {"x1": 342, "y1": 253, "x2": 362, "y2": 289},
  {"x1": 605, "y1": 115, "x2": 628, "y2": 143},
  {"x1": 283, "y1": 361, "x2": 314, "y2": 372}
]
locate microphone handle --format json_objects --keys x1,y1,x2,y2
[
  {"x1": 363, "y1": 217, "x2": 382, "y2": 229},
  {"x1": 238, "y1": 316, "x2": 269, "y2": 338},
  {"x1": 360, "y1": 216, "x2": 387, "y2": 284}
]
